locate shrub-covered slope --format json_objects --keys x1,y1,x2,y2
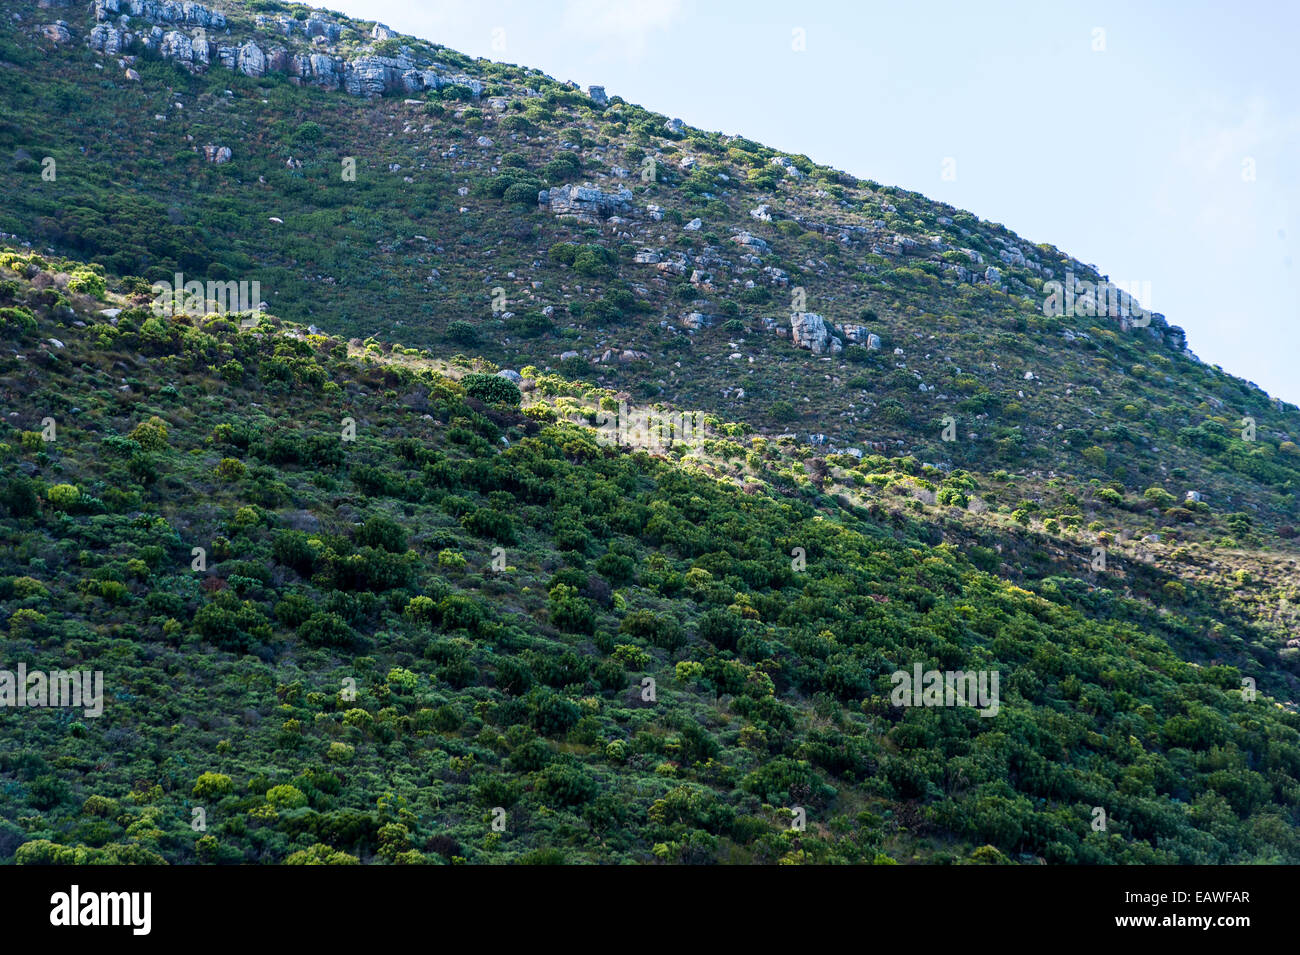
[{"x1": 1, "y1": 251, "x2": 1298, "y2": 865}]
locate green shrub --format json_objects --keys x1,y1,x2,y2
[
  {"x1": 462, "y1": 373, "x2": 522, "y2": 406},
  {"x1": 129, "y1": 416, "x2": 169, "y2": 451},
  {"x1": 297, "y1": 611, "x2": 356, "y2": 648},
  {"x1": 266, "y1": 784, "x2": 308, "y2": 809},
  {"x1": 193, "y1": 772, "x2": 234, "y2": 800},
  {"x1": 46, "y1": 484, "x2": 81, "y2": 511},
  {"x1": 67, "y1": 269, "x2": 106, "y2": 298}
]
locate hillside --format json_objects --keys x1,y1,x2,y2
[
  {"x1": 5, "y1": 1, "x2": 1300, "y2": 533},
  {"x1": 0, "y1": 0, "x2": 1298, "y2": 865}
]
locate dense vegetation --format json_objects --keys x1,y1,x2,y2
[{"x1": 1, "y1": 251, "x2": 1298, "y2": 864}]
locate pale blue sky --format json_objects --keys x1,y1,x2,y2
[{"x1": 327, "y1": 0, "x2": 1299, "y2": 404}]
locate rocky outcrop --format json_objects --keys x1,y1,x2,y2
[
  {"x1": 88, "y1": 0, "x2": 480, "y2": 99},
  {"x1": 769, "y1": 155, "x2": 805, "y2": 179},
  {"x1": 587, "y1": 85, "x2": 608, "y2": 107},
  {"x1": 88, "y1": 23, "x2": 123, "y2": 54},
  {"x1": 237, "y1": 41, "x2": 268, "y2": 78},
  {"x1": 158, "y1": 30, "x2": 194, "y2": 67},
  {"x1": 730, "y1": 231, "x2": 769, "y2": 253},
  {"x1": 839, "y1": 323, "x2": 871, "y2": 344},
  {"x1": 343, "y1": 55, "x2": 410, "y2": 96},
  {"x1": 790, "y1": 312, "x2": 842, "y2": 355},
  {"x1": 41, "y1": 22, "x2": 72, "y2": 44},
  {"x1": 254, "y1": 13, "x2": 341, "y2": 40},
  {"x1": 95, "y1": 0, "x2": 226, "y2": 28},
  {"x1": 539, "y1": 184, "x2": 634, "y2": 222}
]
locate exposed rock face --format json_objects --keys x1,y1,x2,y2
[
  {"x1": 159, "y1": 30, "x2": 194, "y2": 68},
  {"x1": 840, "y1": 323, "x2": 870, "y2": 344},
  {"x1": 410, "y1": 69, "x2": 482, "y2": 97},
  {"x1": 237, "y1": 41, "x2": 267, "y2": 78},
  {"x1": 88, "y1": 23, "x2": 123, "y2": 54},
  {"x1": 539, "y1": 184, "x2": 634, "y2": 221},
  {"x1": 371, "y1": 23, "x2": 396, "y2": 41},
  {"x1": 731, "y1": 231, "x2": 769, "y2": 253},
  {"x1": 255, "y1": 13, "x2": 342, "y2": 40},
  {"x1": 88, "y1": 0, "x2": 479, "y2": 99},
  {"x1": 681, "y1": 312, "x2": 712, "y2": 331},
  {"x1": 587, "y1": 85, "x2": 608, "y2": 106},
  {"x1": 202, "y1": 144, "x2": 231, "y2": 164},
  {"x1": 41, "y1": 22, "x2": 72, "y2": 43},
  {"x1": 790, "y1": 312, "x2": 842, "y2": 355},
  {"x1": 343, "y1": 54, "x2": 411, "y2": 96},
  {"x1": 95, "y1": 0, "x2": 226, "y2": 28},
  {"x1": 304, "y1": 53, "x2": 337, "y2": 87}
]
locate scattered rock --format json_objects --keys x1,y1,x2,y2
[
  {"x1": 790, "y1": 312, "x2": 841, "y2": 355},
  {"x1": 539, "y1": 183, "x2": 634, "y2": 222},
  {"x1": 41, "y1": 21, "x2": 71, "y2": 43},
  {"x1": 730, "y1": 231, "x2": 769, "y2": 252}
]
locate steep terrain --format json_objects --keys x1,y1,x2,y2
[{"x1": 0, "y1": 0, "x2": 1298, "y2": 865}]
